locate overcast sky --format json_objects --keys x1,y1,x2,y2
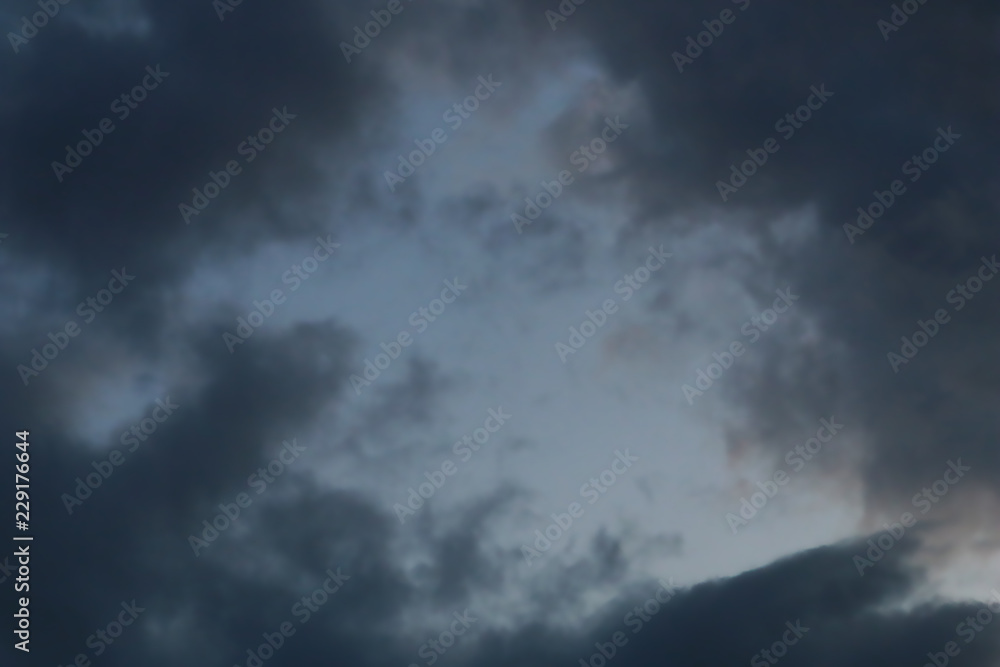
[{"x1": 2, "y1": 0, "x2": 1000, "y2": 666}]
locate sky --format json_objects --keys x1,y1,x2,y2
[{"x1": 2, "y1": 0, "x2": 1000, "y2": 665}]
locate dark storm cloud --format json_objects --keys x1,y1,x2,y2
[
  {"x1": 0, "y1": 318, "x2": 467, "y2": 666},
  {"x1": 568, "y1": 0, "x2": 999, "y2": 229},
  {"x1": 0, "y1": 321, "x2": 357, "y2": 662},
  {"x1": 567, "y1": 539, "x2": 1000, "y2": 667},
  {"x1": 448, "y1": 538, "x2": 1000, "y2": 667},
  {"x1": 0, "y1": 0, "x2": 387, "y2": 306}
]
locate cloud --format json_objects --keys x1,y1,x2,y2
[{"x1": 0, "y1": 0, "x2": 389, "y2": 309}]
